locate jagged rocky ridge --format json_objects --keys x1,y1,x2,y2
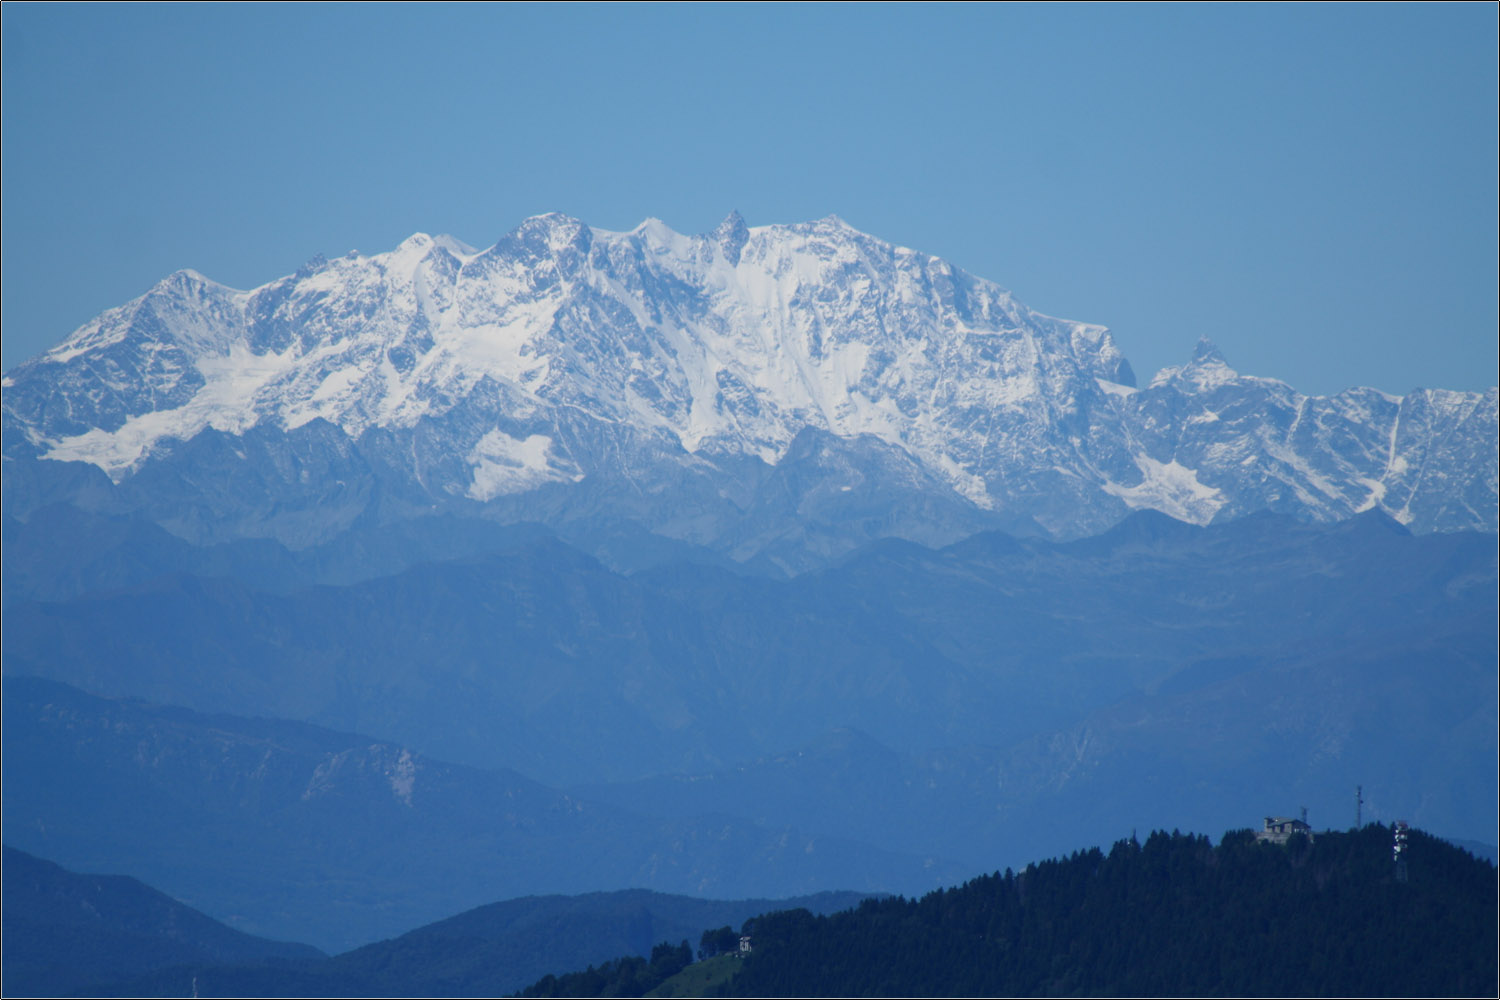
[{"x1": 3, "y1": 213, "x2": 1494, "y2": 570}]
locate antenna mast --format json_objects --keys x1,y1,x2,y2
[
  {"x1": 1356, "y1": 785, "x2": 1363, "y2": 828},
  {"x1": 1393, "y1": 821, "x2": 1409, "y2": 883}
]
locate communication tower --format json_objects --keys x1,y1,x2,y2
[
  {"x1": 1392, "y1": 820, "x2": 1409, "y2": 883},
  {"x1": 1355, "y1": 785, "x2": 1363, "y2": 828}
]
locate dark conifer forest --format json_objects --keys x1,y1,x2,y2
[{"x1": 519, "y1": 825, "x2": 1497, "y2": 998}]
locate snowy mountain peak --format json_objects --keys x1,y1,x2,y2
[
  {"x1": 497, "y1": 213, "x2": 593, "y2": 260},
  {"x1": 432, "y1": 234, "x2": 478, "y2": 258},
  {"x1": 1148, "y1": 338, "x2": 1244, "y2": 391},
  {"x1": 1191, "y1": 337, "x2": 1228, "y2": 365},
  {"x1": 2, "y1": 213, "x2": 1494, "y2": 547},
  {"x1": 714, "y1": 209, "x2": 747, "y2": 232},
  {"x1": 295, "y1": 252, "x2": 330, "y2": 278},
  {"x1": 712, "y1": 210, "x2": 750, "y2": 264}
]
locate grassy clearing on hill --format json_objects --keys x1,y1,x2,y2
[{"x1": 647, "y1": 953, "x2": 744, "y2": 997}]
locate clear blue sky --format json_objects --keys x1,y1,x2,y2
[{"x1": 3, "y1": 4, "x2": 1495, "y2": 395}]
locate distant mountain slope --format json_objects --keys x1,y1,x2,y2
[
  {"x1": 6, "y1": 510, "x2": 1493, "y2": 804},
  {"x1": 52, "y1": 827, "x2": 1496, "y2": 998},
  {"x1": 0, "y1": 677, "x2": 958, "y2": 953},
  {"x1": 1, "y1": 846, "x2": 321, "y2": 997},
  {"x1": 308, "y1": 888, "x2": 869, "y2": 998},
  {"x1": 4, "y1": 508, "x2": 1493, "y2": 951},
  {"x1": 4, "y1": 214, "x2": 1493, "y2": 575},
  {"x1": 526, "y1": 827, "x2": 1498, "y2": 998},
  {"x1": 2, "y1": 852, "x2": 867, "y2": 999},
  {"x1": 579, "y1": 617, "x2": 1497, "y2": 875}
]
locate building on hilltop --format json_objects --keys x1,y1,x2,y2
[{"x1": 1256, "y1": 815, "x2": 1315, "y2": 844}]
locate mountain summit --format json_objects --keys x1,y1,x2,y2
[{"x1": 3, "y1": 214, "x2": 1494, "y2": 567}]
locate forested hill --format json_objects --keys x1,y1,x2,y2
[{"x1": 521, "y1": 825, "x2": 1497, "y2": 998}]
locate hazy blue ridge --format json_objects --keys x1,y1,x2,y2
[
  {"x1": 302, "y1": 889, "x2": 871, "y2": 998},
  {"x1": 27, "y1": 826, "x2": 1493, "y2": 998},
  {"x1": 0, "y1": 676, "x2": 961, "y2": 952},
  {"x1": 3, "y1": 508, "x2": 1494, "y2": 953},
  {"x1": 0, "y1": 846, "x2": 323, "y2": 998},
  {"x1": 5, "y1": 508, "x2": 1493, "y2": 831},
  {"x1": 3, "y1": 847, "x2": 869, "y2": 999}
]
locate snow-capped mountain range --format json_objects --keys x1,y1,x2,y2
[{"x1": 4, "y1": 212, "x2": 1495, "y2": 563}]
